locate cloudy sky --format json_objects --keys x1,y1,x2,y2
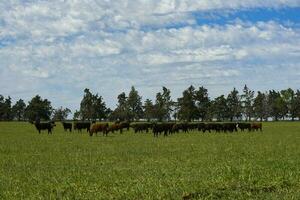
[{"x1": 0, "y1": 1, "x2": 300, "y2": 111}]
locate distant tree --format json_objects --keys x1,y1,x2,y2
[
  {"x1": 52, "y1": 107, "x2": 71, "y2": 121},
  {"x1": 12, "y1": 99, "x2": 26, "y2": 121},
  {"x1": 79, "y1": 88, "x2": 107, "y2": 121},
  {"x1": 281, "y1": 88, "x2": 295, "y2": 120},
  {"x1": 227, "y1": 88, "x2": 242, "y2": 121},
  {"x1": 92, "y1": 94, "x2": 107, "y2": 121},
  {"x1": 293, "y1": 90, "x2": 300, "y2": 120},
  {"x1": 80, "y1": 88, "x2": 94, "y2": 120},
  {"x1": 112, "y1": 92, "x2": 129, "y2": 121},
  {"x1": 241, "y1": 85, "x2": 254, "y2": 121},
  {"x1": 253, "y1": 91, "x2": 269, "y2": 121},
  {"x1": 73, "y1": 110, "x2": 81, "y2": 120},
  {"x1": 25, "y1": 95, "x2": 53, "y2": 121},
  {"x1": 0, "y1": 96, "x2": 12, "y2": 121},
  {"x1": 268, "y1": 90, "x2": 288, "y2": 121},
  {"x1": 127, "y1": 86, "x2": 143, "y2": 121},
  {"x1": 195, "y1": 86, "x2": 210, "y2": 121},
  {"x1": 212, "y1": 95, "x2": 228, "y2": 121},
  {"x1": 154, "y1": 87, "x2": 173, "y2": 121},
  {"x1": 177, "y1": 85, "x2": 197, "y2": 121},
  {"x1": 143, "y1": 99, "x2": 155, "y2": 122}
]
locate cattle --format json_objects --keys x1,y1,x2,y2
[
  {"x1": 107, "y1": 124, "x2": 123, "y2": 134},
  {"x1": 197, "y1": 123, "x2": 214, "y2": 133},
  {"x1": 251, "y1": 123, "x2": 263, "y2": 131},
  {"x1": 35, "y1": 121, "x2": 56, "y2": 134},
  {"x1": 90, "y1": 123, "x2": 109, "y2": 136},
  {"x1": 172, "y1": 123, "x2": 189, "y2": 133},
  {"x1": 152, "y1": 123, "x2": 174, "y2": 137},
  {"x1": 62, "y1": 122, "x2": 72, "y2": 132},
  {"x1": 131, "y1": 123, "x2": 152, "y2": 133},
  {"x1": 119, "y1": 121, "x2": 131, "y2": 131},
  {"x1": 187, "y1": 123, "x2": 198, "y2": 132},
  {"x1": 237, "y1": 123, "x2": 251, "y2": 132},
  {"x1": 74, "y1": 122, "x2": 91, "y2": 133},
  {"x1": 222, "y1": 123, "x2": 238, "y2": 133}
]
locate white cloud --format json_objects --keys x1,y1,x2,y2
[{"x1": 0, "y1": 1, "x2": 300, "y2": 110}]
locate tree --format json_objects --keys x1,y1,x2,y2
[
  {"x1": 0, "y1": 95, "x2": 12, "y2": 121},
  {"x1": 79, "y1": 88, "x2": 107, "y2": 121},
  {"x1": 25, "y1": 95, "x2": 53, "y2": 121},
  {"x1": 268, "y1": 90, "x2": 287, "y2": 121},
  {"x1": 227, "y1": 88, "x2": 242, "y2": 121},
  {"x1": 281, "y1": 88, "x2": 294, "y2": 120},
  {"x1": 73, "y1": 110, "x2": 81, "y2": 120},
  {"x1": 253, "y1": 91, "x2": 269, "y2": 121},
  {"x1": 195, "y1": 86, "x2": 210, "y2": 121},
  {"x1": 52, "y1": 107, "x2": 71, "y2": 121},
  {"x1": 212, "y1": 95, "x2": 228, "y2": 121},
  {"x1": 143, "y1": 99, "x2": 155, "y2": 122},
  {"x1": 80, "y1": 88, "x2": 94, "y2": 120},
  {"x1": 112, "y1": 92, "x2": 129, "y2": 121},
  {"x1": 12, "y1": 99, "x2": 26, "y2": 121},
  {"x1": 241, "y1": 85, "x2": 254, "y2": 121},
  {"x1": 127, "y1": 86, "x2": 143, "y2": 121},
  {"x1": 92, "y1": 94, "x2": 107, "y2": 121},
  {"x1": 177, "y1": 85, "x2": 197, "y2": 121},
  {"x1": 293, "y1": 90, "x2": 300, "y2": 120},
  {"x1": 154, "y1": 87, "x2": 173, "y2": 121}
]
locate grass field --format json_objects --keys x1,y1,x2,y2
[{"x1": 0, "y1": 122, "x2": 299, "y2": 199}]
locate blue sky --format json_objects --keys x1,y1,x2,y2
[{"x1": 0, "y1": 1, "x2": 300, "y2": 112}]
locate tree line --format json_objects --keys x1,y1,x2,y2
[{"x1": 1, "y1": 85, "x2": 300, "y2": 122}]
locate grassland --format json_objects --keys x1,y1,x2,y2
[{"x1": 0, "y1": 122, "x2": 299, "y2": 199}]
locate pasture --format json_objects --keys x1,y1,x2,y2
[{"x1": 0, "y1": 122, "x2": 299, "y2": 199}]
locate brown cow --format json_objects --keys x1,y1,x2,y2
[
  {"x1": 251, "y1": 123, "x2": 263, "y2": 132},
  {"x1": 107, "y1": 124, "x2": 123, "y2": 135},
  {"x1": 90, "y1": 123, "x2": 109, "y2": 136}
]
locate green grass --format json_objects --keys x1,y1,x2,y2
[{"x1": 0, "y1": 122, "x2": 299, "y2": 199}]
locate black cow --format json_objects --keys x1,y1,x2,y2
[
  {"x1": 237, "y1": 123, "x2": 251, "y2": 132},
  {"x1": 74, "y1": 122, "x2": 91, "y2": 133},
  {"x1": 35, "y1": 121, "x2": 56, "y2": 134},
  {"x1": 131, "y1": 123, "x2": 152, "y2": 133},
  {"x1": 62, "y1": 122, "x2": 72, "y2": 132},
  {"x1": 152, "y1": 123, "x2": 174, "y2": 137}
]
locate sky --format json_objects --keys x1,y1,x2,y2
[{"x1": 0, "y1": 1, "x2": 300, "y2": 112}]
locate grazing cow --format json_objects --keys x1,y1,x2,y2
[
  {"x1": 152, "y1": 123, "x2": 174, "y2": 137},
  {"x1": 237, "y1": 123, "x2": 251, "y2": 132},
  {"x1": 107, "y1": 124, "x2": 123, "y2": 134},
  {"x1": 198, "y1": 123, "x2": 214, "y2": 133},
  {"x1": 74, "y1": 122, "x2": 91, "y2": 133},
  {"x1": 35, "y1": 121, "x2": 56, "y2": 134},
  {"x1": 222, "y1": 123, "x2": 238, "y2": 133},
  {"x1": 251, "y1": 123, "x2": 263, "y2": 131},
  {"x1": 172, "y1": 123, "x2": 189, "y2": 133},
  {"x1": 90, "y1": 123, "x2": 109, "y2": 136},
  {"x1": 119, "y1": 121, "x2": 131, "y2": 131},
  {"x1": 131, "y1": 123, "x2": 152, "y2": 133},
  {"x1": 62, "y1": 122, "x2": 72, "y2": 132}
]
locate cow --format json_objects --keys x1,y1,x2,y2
[
  {"x1": 172, "y1": 123, "x2": 189, "y2": 133},
  {"x1": 152, "y1": 123, "x2": 174, "y2": 137},
  {"x1": 62, "y1": 122, "x2": 72, "y2": 132},
  {"x1": 107, "y1": 124, "x2": 123, "y2": 135},
  {"x1": 35, "y1": 121, "x2": 56, "y2": 134},
  {"x1": 237, "y1": 123, "x2": 251, "y2": 132},
  {"x1": 131, "y1": 123, "x2": 152, "y2": 133},
  {"x1": 74, "y1": 122, "x2": 91, "y2": 133},
  {"x1": 251, "y1": 123, "x2": 263, "y2": 132},
  {"x1": 90, "y1": 123, "x2": 109, "y2": 136},
  {"x1": 222, "y1": 123, "x2": 238, "y2": 133},
  {"x1": 119, "y1": 121, "x2": 131, "y2": 131}
]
